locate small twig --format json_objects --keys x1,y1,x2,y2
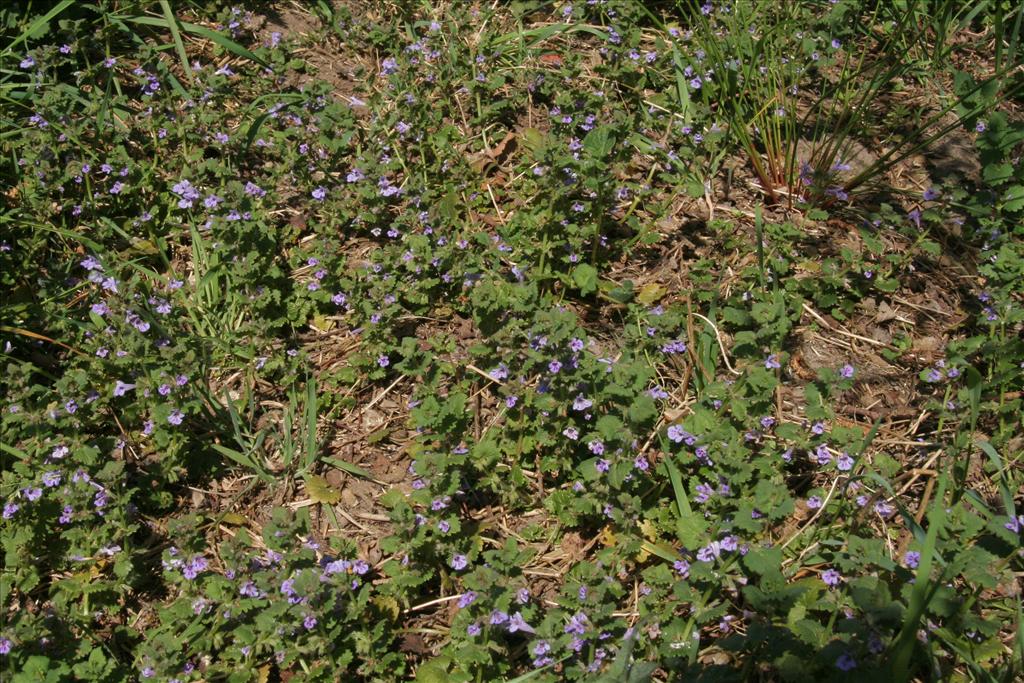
[
  {"x1": 465, "y1": 364, "x2": 504, "y2": 385},
  {"x1": 801, "y1": 303, "x2": 893, "y2": 348},
  {"x1": 691, "y1": 312, "x2": 741, "y2": 376},
  {"x1": 361, "y1": 375, "x2": 403, "y2": 414},
  {"x1": 404, "y1": 594, "x2": 460, "y2": 614},
  {"x1": 781, "y1": 476, "x2": 842, "y2": 551}
]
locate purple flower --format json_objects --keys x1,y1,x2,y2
[
  {"x1": 572, "y1": 395, "x2": 593, "y2": 411},
  {"x1": 903, "y1": 551, "x2": 921, "y2": 569},
  {"x1": 2, "y1": 502, "x2": 19, "y2": 519},
  {"x1": 467, "y1": 623, "x2": 482, "y2": 636},
  {"x1": 662, "y1": 339, "x2": 687, "y2": 354},
  {"x1": 244, "y1": 182, "x2": 266, "y2": 197},
  {"x1": 697, "y1": 542, "x2": 721, "y2": 563},
  {"x1": 836, "y1": 453, "x2": 854, "y2": 471},
  {"x1": 21, "y1": 56, "x2": 36, "y2": 69},
  {"x1": 42, "y1": 471, "x2": 61, "y2": 487},
  {"x1": 673, "y1": 559, "x2": 690, "y2": 577},
  {"x1": 839, "y1": 364, "x2": 855, "y2": 379},
  {"x1": 588, "y1": 439, "x2": 605, "y2": 455},
  {"x1": 565, "y1": 612, "x2": 588, "y2": 634},
  {"x1": 490, "y1": 610, "x2": 509, "y2": 625},
  {"x1": 167, "y1": 409, "x2": 184, "y2": 426},
  {"x1": 377, "y1": 355, "x2": 390, "y2": 368},
  {"x1": 450, "y1": 554, "x2": 468, "y2": 570},
  {"x1": 548, "y1": 360, "x2": 562, "y2": 373},
  {"x1": 303, "y1": 615, "x2": 317, "y2": 630},
  {"x1": 595, "y1": 458, "x2": 610, "y2": 473},
  {"x1": 765, "y1": 354, "x2": 781, "y2": 369},
  {"x1": 532, "y1": 640, "x2": 550, "y2": 656},
  {"x1": 923, "y1": 187, "x2": 940, "y2": 201},
  {"x1": 835, "y1": 653, "x2": 857, "y2": 671},
  {"x1": 807, "y1": 495, "x2": 823, "y2": 509},
  {"x1": 312, "y1": 186, "x2": 327, "y2": 201},
  {"x1": 666, "y1": 425, "x2": 684, "y2": 443},
  {"x1": 182, "y1": 556, "x2": 207, "y2": 580},
  {"x1": 507, "y1": 611, "x2": 535, "y2": 634},
  {"x1": 821, "y1": 568, "x2": 842, "y2": 587},
  {"x1": 346, "y1": 168, "x2": 365, "y2": 183},
  {"x1": 457, "y1": 591, "x2": 477, "y2": 608},
  {"x1": 563, "y1": 426, "x2": 579, "y2": 440}
]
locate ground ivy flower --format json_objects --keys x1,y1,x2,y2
[
  {"x1": 588, "y1": 439, "x2": 605, "y2": 455},
  {"x1": 821, "y1": 568, "x2": 842, "y2": 587},
  {"x1": 507, "y1": 611, "x2": 534, "y2": 633},
  {"x1": 450, "y1": 554, "x2": 468, "y2": 570},
  {"x1": 167, "y1": 409, "x2": 184, "y2": 425},
  {"x1": 457, "y1": 591, "x2": 477, "y2": 608},
  {"x1": 903, "y1": 551, "x2": 921, "y2": 569},
  {"x1": 765, "y1": 354, "x2": 781, "y2": 369},
  {"x1": 572, "y1": 395, "x2": 593, "y2": 411},
  {"x1": 839, "y1": 364, "x2": 855, "y2": 379},
  {"x1": 835, "y1": 653, "x2": 857, "y2": 671},
  {"x1": 312, "y1": 186, "x2": 327, "y2": 201}
]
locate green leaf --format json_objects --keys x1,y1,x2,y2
[
  {"x1": 305, "y1": 475, "x2": 341, "y2": 505},
  {"x1": 637, "y1": 282, "x2": 668, "y2": 306},
  {"x1": 572, "y1": 263, "x2": 598, "y2": 295},
  {"x1": 982, "y1": 162, "x2": 1013, "y2": 185},
  {"x1": 582, "y1": 125, "x2": 615, "y2": 158},
  {"x1": 1001, "y1": 184, "x2": 1024, "y2": 212},
  {"x1": 628, "y1": 395, "x2": 657, "y2": 426}
]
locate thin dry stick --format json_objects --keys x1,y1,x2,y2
[
  {"x1": 781, "y1": 476, "x2": 842, "y2": 551},
  {"x1": 361, "y1": 375, "x2": 404, "y2": 414},
  {"x1": 802, "y1": 303, "x2": 892, "y2": 348},
  {"x1": 465, "y1": 364, "x2": 504, "y2": 384},
  {"x1": 404, "y1": 595, "x2": 461, "y2": 614},
  {"x1": 913, "y1": 476, "x2": 937, "y2": 525},
  {"x1": 691, "y1": 312, "x2": 742, "y2": 375}
]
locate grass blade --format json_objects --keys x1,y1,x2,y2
[
  {"x1": 157, "y1": 0, "x2": 194, "y2": 84},
  {"x1": 887, "y1": 471, "x2": 949, "y2": 679},
  {"x1": 1, "y1": 0, "x2": 76, "y2": 55}
]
